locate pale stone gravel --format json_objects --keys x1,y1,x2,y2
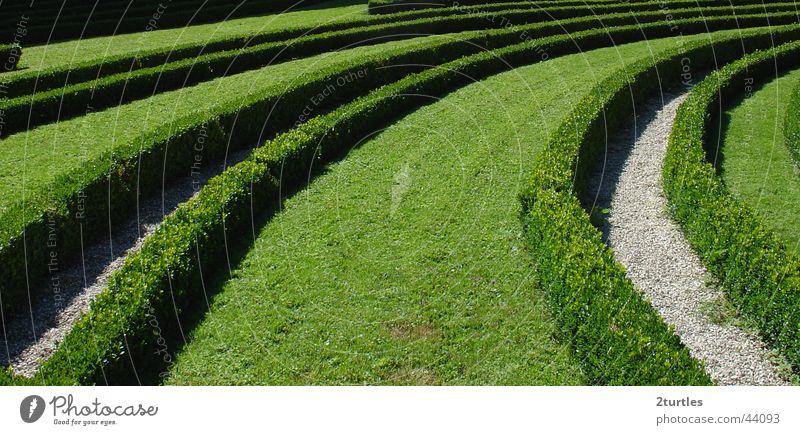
[
  {"x1": 0, "y1": 149, "x2": 249, "y2": 377},
  {"x1": 584, "y1": 92, "x2": 787, "y2": 386}
]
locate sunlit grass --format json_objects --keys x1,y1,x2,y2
[
  {"x1": 166, "y1": 36, "x2": 697, "y2": 385},
  {"x1": 720, "y1": 68, "x2": 800, "y2": 253}
]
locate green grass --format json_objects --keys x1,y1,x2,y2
[
  {"x1": 0, "y1": 33, "x2": 440, "y2": 215},
  {"x1": 9, "y1": 0, "x2": 366, "y2": 75},
  {"x1": 2, "y1": 10, "x2": 762, "y2": 218},
  {"x1": 720, "y1": 68, "x2": 800, "y2": 253},
  {"x1": 165, "y1": 34, "x2": 702, "y2": 385}
]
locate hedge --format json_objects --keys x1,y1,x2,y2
[
  {"x1": 517, "y1": 28, "x2": 800, "y2": 385},
  {"x1": 0, "y1": 27, "x2": 497, "y2": 319},
  {"x1": 6, "y1": 5, "x2": 687, "y2": 316},
  {"x1": 7, "y1": 22, "x2": 796, "y2": 386},
  {"x1": 3, "y1": 4, "x2": 796, "y2": 137},
  {"x1": 0, "y1": 43, "x2": 21, "y2": 72},
  {"x1": 663, "y1": 41, "x2": 800, "y2": 374},
  {"x1": 0, "y1": 0, "x2": 330, "y2": 44},
  {"x1": 0, "y1": 0, "x2": 607, "y2": 99},
  {"x1": 786, "y1": 79, "x2": 800, "y2": 165},
  {"x1": 0, "y1": 0, "x2": 787, "y2": 101},
  {"x1": 4, "y1": 14, "x2": 796, "y2": 327}
]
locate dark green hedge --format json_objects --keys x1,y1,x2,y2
[
  {"x1": 0, "y1": 43, "x2": 21, "y2": 72},
  {"x1": 11, "y1": 19, "x2": 793, "y2": 386},
  {"x1": 663, "y1": 41, "x2": 800, "y2": 374},
  {"x1": 0, "y1": 29, "x2": 492, "y2": 320},
  {"x1": 0, "y1": 0, "x2": 599, "y2": 99},
  {"x1": 517, "y1": 29, "x2": 800, "y2": 385},
  {"x1": 1, "y1": 0, "x2": 788, "y2": 101},
  {"x1": 4, "y1": 16, "x2": 796, "y2": 325},
  {"x1": 786, "y1": 79, "x2": 800, "y2": 165},
  {"x1": 3, "y1": 4, "x2": 796, "y2": 136}
]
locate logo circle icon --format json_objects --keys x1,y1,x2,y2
[{"x1": 20, "y1": 395, "x2": 45, "y2": 423}]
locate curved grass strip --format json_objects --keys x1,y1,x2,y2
[
  {"x1": 663, "y1": 41, "x2": 800, "y2": 373},
  {"x1": 2, "y1": 0, "x2": 788, "y2": 101},
  {"x1": 786, "y1": 77, "x2": 800, "y2": 164},
  {"x1": 2, "y1": 4, "x2": 797, "y2": 136},
  {"x1": 517, "y1": 32, "x2": 800, "y2": 385},
  {"x1": 11, "y1": 24, "x2": 794, "y2": 386},
  {"x1": 722, "y1": 68, "x2": 800, "y2": 253},
  {"x1": 0, "y1": 13, "x2": 793, "y2": 322}
]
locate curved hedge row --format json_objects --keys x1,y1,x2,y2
[
  {"x1": 786, "y1": 79, "x2": 800, "y2": 165},
  {"x1": 663, "y1": 41, "x2": 800, "y2": 374},
  {"x1": 0, "y1": 0, "x2": 784, "y2": 100},
  {"x1": 0, "y1": 29, "x2": 501, "y2": 320},
  {"x1": 0, "y1": 0, "x2": 607, "y2": 99},
  {"x1": 0, "y1": 0, "x2": 330, "y2": 44},
  {"x1": 0, "y1": 43, "x2": 21, "y2": 72},
  {"x1": 14, "y1": 21, "x2": 794, "y2": 386},
  {"x1": 3, "y1": 15, "x2": 794, "y2": 323},
  {"x1": 2, "y1": 3, "x2": 795, "y2": 136},
  {"x1": 518, "y1": 29, "x2": 800, "y2": 385}
]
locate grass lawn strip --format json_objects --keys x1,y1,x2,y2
[
  {"x1": 720, "y1": 68, "x2": 800, "y2": 255},
  {"x1": 1, "y1": 0, "x2": 790, "y2": 101}
]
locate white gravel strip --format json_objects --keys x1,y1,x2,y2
[
  {"x1": 0, "y1": 149, "x2": 249, "y2": 377},
  {"x1": 585, "y1": 92, "x2": 787, "y2": 385}
]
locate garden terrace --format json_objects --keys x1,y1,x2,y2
[
  {"x1": 664, "y1": 42, "x2": 800, "y2": 375},
  {"x1": 1, "y1": 0, "x2": 799, "y2": 386}
]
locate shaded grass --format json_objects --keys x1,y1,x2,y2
[
  {"x1": 720, "y1": 68, "x2": 800, "y2": 253},
  {"x1": 165, "y1": 35, "x2": 698, "y2": 385}
]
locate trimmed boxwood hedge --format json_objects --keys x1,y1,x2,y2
[
  {"x1": 1, "y1": 0, "x2": 788, "y2": 101},
  {"x1": 9, "y1": 23, "x2": 797, "y2": 386},
  {"x1": 786, "y1": 79, "x2": 800, "y2": 165},
  {"x1": 663, "y1": 41, "x2": 800, "y2": 374},
  {"x1": 0, "y1": 0, "x2": 614, "y2": 99},
  {"x1": 517, "y1": 29, "x2": 800, "y2": 386},
  {"x1": 2, "y1": 3, "x2": 796, "y2": 136},
  {"x1": 0, "y1": 43, "x2": 21, "y2": 72},
  {"x1": 3, "y1": 15, "x2": 795, "y2": 325},
  {"x1": 0, "y1": 29, "x2": 492, "y2": 320}
]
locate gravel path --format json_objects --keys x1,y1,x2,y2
[
  {"x1": 0, "y1": 149, "x2": 249, "y2": 377},
  {"x1": 584, "y1": 92, "x2": 787, "y2": 385}
]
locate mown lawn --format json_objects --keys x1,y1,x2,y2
[
  {"x1": 165, "y1": 35, "x2": 703, "y2": 385},
  {"x1": 720, "y1": 68, "x2": 800, "y2": 253}
]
